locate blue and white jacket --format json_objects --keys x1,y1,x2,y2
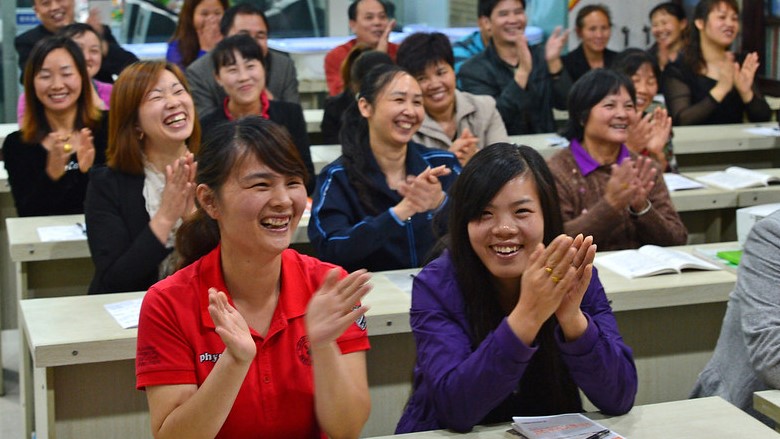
[{"x1": 309, "y1": 142, "x2": 461, "y2": 272}]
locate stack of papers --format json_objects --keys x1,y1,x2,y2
[{"x1": 511, "y1": 413, "x2": 623, "y2": 439}]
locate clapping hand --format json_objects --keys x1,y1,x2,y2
[
  {"x1": 376, "y1": 19, "x2": 397, "y2": 54},
  {"x1": 450, "y1": 127, "x2": 479, "y2": 165},
  {"x1": 735, "y1": 52, "x2": 760, "y2": 103},
  {"x1": 305, "y1": 269, "x2": 371, "y2": 348},
  {"x1": 394, "y1": 165, "x2": 452, "y2": 219},
  {"x1": 208, "y1": 288, "x2": 256, "y2": 364}
]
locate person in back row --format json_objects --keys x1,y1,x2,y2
[
  {"x1": 547, "y1": 69, "x2": 686, "y2": 251},
  {"x1": 458, "y1": 0, "x2": 570, "y2": 135},
  {"x1": 562, "y1": 4, "x2": 617, "y2": 83},
  {"x1": 324, "y1": 0, "x2": 398, "y2": 96},
  {"x1": 15, "y1": 0, "x2": 137, "y2": 84},
  {"x1": 199, "y1": 34, "x2": 315, "y2": 193},
  {"x1": 309, "y1": 64, "x2": 460, "y2": 272},
  {"x1": 662, "y1": 0, "x2": 770, "y2": 125},
  {"x1": 186, "y1": 3, "x2": 299, "y2": 119},
  {"x1": 397, "y1": 32, "x2": 507, "y2": 165}
]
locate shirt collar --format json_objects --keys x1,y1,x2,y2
[{"x1": 570, "y1": 138, "x2": 631, "y2": 176}]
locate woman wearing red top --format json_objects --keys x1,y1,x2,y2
[{"x1": 136, "y1": 116, "x2": 371, "y2": 439}]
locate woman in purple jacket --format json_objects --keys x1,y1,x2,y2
[{"x1": 396, "y1": 143, "x2": 638, "y2": 433}]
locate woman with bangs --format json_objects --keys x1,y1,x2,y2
[
  {"x1": 85, "y1": 60, "x2": 201, "y2": 294},
  {"x1": 136, "y1": 116, "x2": 371, "y2": 439},
  {"x1": 3, "y1": 35, "x2": 107, "y2": 217},
  {"x1": 396, "y1": 143, "x2": 637, "y2": 433},
  {"x1": 17, "y1": 23, "x2": 112, "y2": 121},
  {"x1": 547, "y1": 69, "x2": 686, "y2": 251},
  {"x1": 562, "y1": 4, "x2": 617, "y2": 83},
  {"x1": 396, "y1": 32, "x2": 507, "y2": 166},
  {"x1": 662, "y1": 0, "x2": 770, "y2": 125},
  {"x1": 200, "y1": 34, "x2": 314, "y2": 192},
  {"x1": 309, "y1": 64, "x2": 461, "y2": 272},
  {"x1": 648, "y1": 2, "x2": 689, "y2": 72}
]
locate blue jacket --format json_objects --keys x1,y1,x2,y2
[{"x1": 309, "y1": 142, "x2": 460, "y2": 272}]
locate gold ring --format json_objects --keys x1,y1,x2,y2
[
  {"x1": 621, "y1": 183, "x2": 628, "y2": 189},
  {"x1": 551, "y1": 275, "x2": 560, "y2": 284},
  {"x1": 544, "y1": 267, "x2": 553, "y2": 274},
  {"x1": 63, "y1": 143, "x2": 72, "y2": 153}
]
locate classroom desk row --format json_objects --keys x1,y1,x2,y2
[
  {"x1": 17, "y1": 242, "x2": 740, "y2": 438},
  {"x1": 371, "y1": 397, "x2": 778, "y2": 438}
]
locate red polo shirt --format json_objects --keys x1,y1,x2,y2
[
  {"x1": 136, "y1": 246, "x2": 370, "y2": 439},
  {"x1": 323, "y1": 38, "x2": 399, "y2": 96}
]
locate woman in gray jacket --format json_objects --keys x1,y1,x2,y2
[
  {"x1": 396, "y1": 32, "x2": 507, "y2": 165},
  {"x1": 691, "y1": 209, "x2": 780, "y2": 425}
]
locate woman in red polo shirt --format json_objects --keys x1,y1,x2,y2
[{"x1": 135, "y1": 116, "x2": 371, "y2": 439}]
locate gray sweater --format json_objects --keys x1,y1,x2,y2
[{"x1": 691, "y1": 210, "x2": 780, "y2": 425}]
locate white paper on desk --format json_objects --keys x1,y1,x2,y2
[
  {"x1": 37, "y1": 225, "x2": 87, "y2": 242},
  {"x1": 382, "y1": 271, "x2": 416, "y2": 295},
  {"x1": 664, "y1": 173, "x2": 705, "y2": 191},
  {"x1": 743, "y1": 126, "x2": 780, "y2": 137},
  {"x1": 104, "y1": 298, "x2": 143, "y2": 329}
]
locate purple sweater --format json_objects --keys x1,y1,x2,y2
[{"x1": 395, "y1": 251, "x2": 637, "y2": 433}]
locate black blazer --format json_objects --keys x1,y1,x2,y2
[
  {"x1": 562, "y1": 44, "x2": 618, "y2": 84},
  {"x1": 85, "y1": 166, "x2": 171, "y2": 294}
]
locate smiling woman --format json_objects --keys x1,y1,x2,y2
[
  {"x1": 396, "y1": 32, "x2": 508, "y2": 166},
  {"x1": 547, "y1": 68, "x2": 686, "y2": 251},
  {"x1": 309, "y1": 64, "x2": 461, "y2": 272},
  {"x1": 3, "y1": 35, "x2": 107, "y2": 217},
  {"x1": 563, "y1": 4, "x2": 617, "y2": 83},
  {"x1": 84, "y1": 60, "x2": 201, "y2": 294},
  {"x1": 395, "y1": 143, "x2": 637, "y2": 433},
  {"x1": 136, "y1": 116, "x2": 371, "y2": 439}
]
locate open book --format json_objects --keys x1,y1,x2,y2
[
  {"x1": 597, "y1": 245, "x2": 720, "y2": 279},
  {"x1": 511, "y1": 413, "x2": 623, "y2": 439},
  {"x1": 695, "y1": 167, "x2": 780, "y2": 190},
  {"x1": 663, "y1": 173, "x2": 705, "y2": 191}
]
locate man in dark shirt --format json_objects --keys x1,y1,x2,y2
[{"x1": 15, "y1": 0, "x2": 138, "y2": 84}]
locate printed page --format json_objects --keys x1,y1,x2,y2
[
  {"x1": 596, "y1": 249, "x2": 673, "y2": 278},
  {"x1": 37, "y1": 224, "x2": 87, "y2": 242},
  {"x1": 725, "y1": 167, "x2": 777, "y2": 184},
  {"x1": 695, "y1": 171, "x2": 763, "y2": 190},
  {"x1": 638, "y1": 245, "x2": 720, "y2": 271},
  {"x1": 104, "y1": 298, "x2": 143, "y2": 329},
  {"x1": 663, "y1": 173, "x2": 705, "y2": 191},
  {"x1": 512, "y1": 413, "x2": 623, "y2": 439},
  {"x1": 743, "y1": 126, "x2": 780, "y2": 137}
]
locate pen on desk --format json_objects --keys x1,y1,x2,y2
[
  {"x1": 584, "y1": 429, "x2": 611, "y2": 439},
  {"x1": 76, "y1": 222, "x2": 87, "y2": 235}
]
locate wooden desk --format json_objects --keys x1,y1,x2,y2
[
  {"x1": 754, "y1": 390, "x2": 780, "y2": 430},
  {"x1": 369, "y1": 397, "x2": 778, "y2": 438},
  {"x1": 303, "y1": 108, "x2": 324, "y2": 134},
  {"x1": 310, "y1": 143, "x2": 341, "y2": 174},
  {"x1": 0, "y1": 123, "x2": 16, "y2": 145},
  {"x1": 6, "y1": 214, "x2": 94, "y2": 438}
]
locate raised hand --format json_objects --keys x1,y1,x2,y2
[
  {"x1": 629, "y1": 155, "x2": 657, "y2": 212},
  {"x1": 509, "y1": 234, "x2": 577, "y2": 345},
  {"x1": 393, "y1": 165, "x2": 452, "y2": 220},
  {"x1": 74, "y1": 127, "x2": 96, "y2": 173},
  {"x1": 198, "y1": 15, "x2": 223, "y2": 52},
  {"x1": 207, "y1": 288, "x2": 256, "y2": 364},
  {"x1": 376, "y1": 19, "x2": 397, "y2": 53},
  {"x1": 42, "y1": 131, "x2": 75, "y2": 181},
  {"x1": 646, "y1": 107, "x2": 672, "y2": 169},
  {"x1": 514, "y1": 31, "x2": 533, "y2": 89},
  {"x1": 450, "y1": 127, "x2": 479, "y2": 165},
  {"x1": 305, "y1": 269, "x2": 371, "y2": 348},
  {"x1": 603, "y1": 159, "x2": 637, "y2": 210},
  {"x1": 625, "y1": 111, "x2": 654, "y2": 155},
  {"x1": 160, "y1": 153, "x2": 197, "y2": 223},
  {"x1": 711, "y1": 52, "x2": 736, "y2": 102},
  {"x1": 545, "y1": 26, "x2": 569, "y2": 74},
  {"x1": 735, "y1": 52, "x2": 760, "y2": 103},
  {"x1": 554, "y1": 234, "x2": 596, "y2": 339},
  {"x1": 86, "y1": 8, "x2": 106, "y2": 39}
]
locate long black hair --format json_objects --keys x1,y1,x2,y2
[
  {"x1": 446, "y1": 143, "x2": 581, "y2": 418},
  {"x1": 683, "y1": 0, "x2": 739, "y2": 74},
  {"x1": 339, "y1": 63, "x2": 411, "y2": 215}
]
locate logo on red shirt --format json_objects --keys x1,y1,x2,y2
[
  {"x1": 199, "y1": 352, "x2": 222, "y2": 363},
  {"x1": 296, "y1": 336, "x2": 312, "y2": 366}
]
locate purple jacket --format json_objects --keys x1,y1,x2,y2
[{"x1": 396, "y1": 251, "x2": 637, "y2": 433}]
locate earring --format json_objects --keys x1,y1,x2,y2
[{"x1": 138, "y1": 131, "x2": 144, "y2": 141}]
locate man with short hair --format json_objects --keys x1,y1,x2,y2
[
  {"x1": 323, "y1": 0, "x2": 397, "y2": 96},
  {"x1": 15, "y1": 0, "x2": 138, "y2": 83},
  {"x1": 186, "y1": 4, "x2": 299, "y2": 118},
  {"x1": 458, "y1": 0, "x2": 570, "y2": 135}
]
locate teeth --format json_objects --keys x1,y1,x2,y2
[
  {"x1": 165, "y1": 114, "x2": 186, "y2": 125},
  {"x1": 261, "y1": 217, "x2": 290, "y2": 229},
  {"x1": 493, "y1": 245, "x2": 519, "y2": 255},
  {"x1": 398, "y1": 122, "x2": 412, "y2": 129},
  {"x1": 50, "y1": 93, "x2": 67, "y2": 99}
]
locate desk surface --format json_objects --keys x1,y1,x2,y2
[
  {"x1": 370, "y1": 397, "x2": 777, "y2": 438},
  {"x1": 6, "y1": 214, "x2": 89, "y2": 262},
  {"x1": 19, "y1": 242, "x2": 736, "y2": 368},
  {"x1": 754, "y1": 390, "x2": 780, "y2": 425}
]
